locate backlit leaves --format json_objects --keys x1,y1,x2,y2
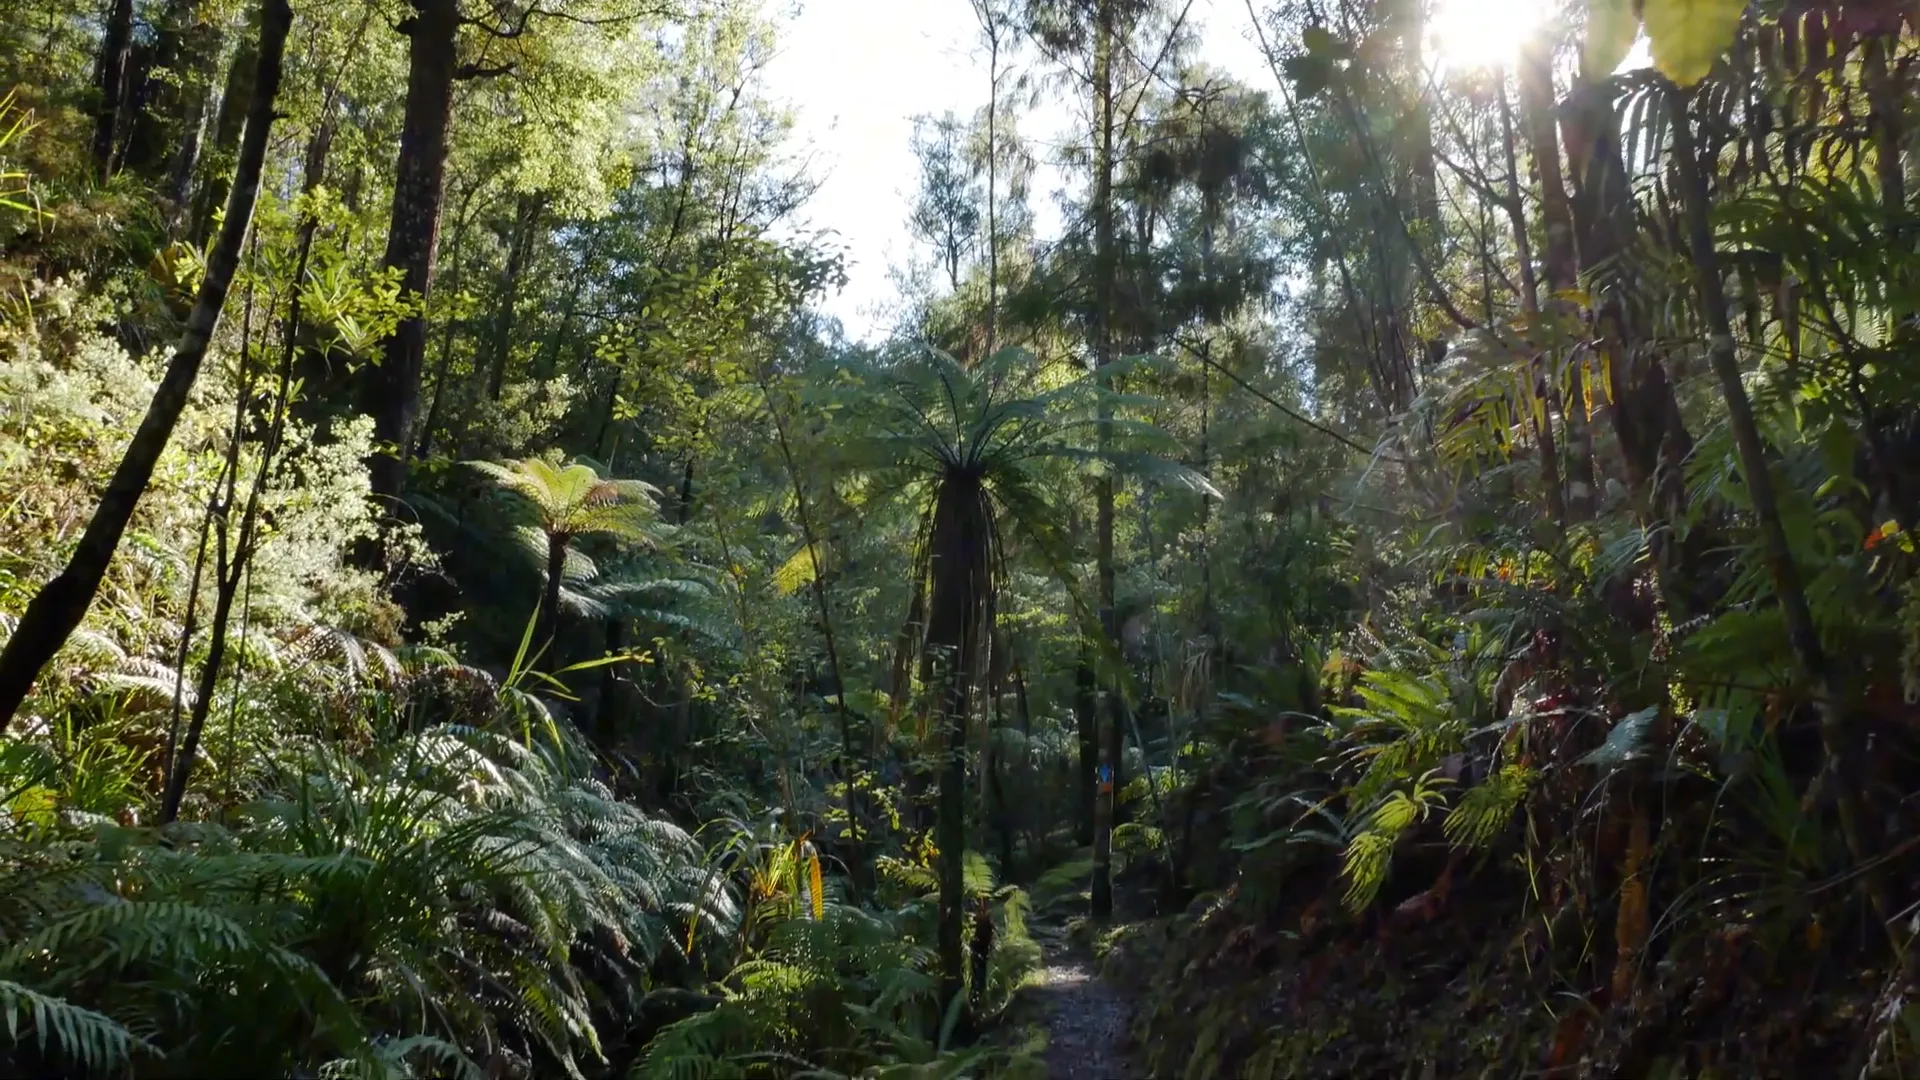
[
  {"x1": 1643, "y1": 0, "x2": 1747, "y2": 86},
  {"x1": 1584, "y1": 0, "x2": 1642, "y2": 77}
]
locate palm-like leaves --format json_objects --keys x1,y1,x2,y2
[
  {"x1": 469, "y1": 458, "x2": 665, "y2": 547},
  {"x1": 814, "y1": 343, "x2": 1216, "y2": 1002},
  {"x1": 824, "y1": 345, "x2": 1217, "y2": 500},
  {"x1": 0, "y1": 694, "x2": 738, "y2": 1079},
  {"x1": 821, "y1": 345, "x2": 1217, "y2": 650},
  {"x1": 470, "y1": 457, "x2": 667, "y2": 666}
]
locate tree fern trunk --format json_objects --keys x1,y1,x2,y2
[
  {"x1": 927, "y1": 474, "x2": 991, "y2": 1009},
  {"x1": 542, "y1": 533, "x2": 567, "y2": 671}
]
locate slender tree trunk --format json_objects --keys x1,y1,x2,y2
[
  {"x1": 1088, "y1": 0, "x2": 1119, "y2": 923},
  {"x1": 365, "y1": 0, "x2": 459, "y2": 509},
  {"x1": 676, "y1": 460, "x2": 696, "y2": 524},
  {"x1": 595, "y1": 617, "x2": 624, "y2": 744},
  {"x1": 1074, "y1": 644, "x2": 1097, "y2": 847},
  {"x1": 536, "y1": 223, "x2": 604, "y2": 379},
  {"x1": 415, "y1": 181, "x2": 485, "y2": 460},
  {"x1": 162, "y1": 76, "x2": 213, "y2": 228},
  {"x1": 126, "y1": 0, "x2": 219, "y2": 182},
  {"x1": 1520, "y1": 35, "x2": 1596, "y2": 520},
  {"x1": 148, "y1": 3, "x2": 226, "y2": 225},
  {"x1": 594, "y1": 373, "x2": 621, "y2": 461},
  {"x1": 1395, "y1": 0, "x2": 1439, "y2": 242},
  {"x1": 979, "y1": 6, "x2": 1001, "y2": 357},
  {"x1": 161, "y1": 530, "x2": 243, "y2": 822},
  {"x1": 1195, "y1": 133, "x2": 1220, "y2": 640},
  {"x1": 889, "y1": 577, "x2": 926, "y2": 736},
  {"x1": 1197, "y1": 342, "x2": 1217, "y2": 658},
  {"x1": 987, "y1": 639, "x2": 1013, "y2": 873},
  {"x1": 91, "y1": 0, "x2": 136, "y2": 182},
  {"x1": 1864, "y1": 37, "x2": 1907, "y2": 254},
  {"x1": 761, "y1": 375, "x2": 867, "y2": 898},
  {"x1": 1561, "y1": 77, "x2": 1699, "y2": 614},
  {"x1": 1669, "y1": 85, "x2": 1887, "y2": 925},
  {"x1": 1392, "y1": 0, "x2": 1442, "y2": 395},
  {"x1": 541, "y1": 533, "x2": 567, "y2": 670},
  {"x1": 486, "y1": 193, "x2": 543, "y2": 399},
  {"x1": 188, "y1": 26, "x2": 259, "y2": 246},
  {"x1": 1498, "y1": 68, "x2": 1565, "y2": 524},
  {"x1": 0, "y1": 0, "x2": 292, "y2": 732}
]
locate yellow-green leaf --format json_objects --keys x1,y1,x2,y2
[
  {"x1": 773, "y1": 540, "x2": 826, "y2": 595},
  {"x1": 1584, "y1": 0, "x2": 1641, "y2": 78},
  {"x1": 1643, "y1": 0, "x2": 1747, "y2": 87}
]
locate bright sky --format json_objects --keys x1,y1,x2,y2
[
  {"x1": 762, "y1": 0, "x2": 1646, "y2": 342},
  {"x1": 763, "y1": 0, "x2": 1271, "y2": 341}
]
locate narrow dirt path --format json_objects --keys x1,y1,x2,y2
[{"x1": 1028, "y1": 926, "x2": 1136, "y2": 1079}]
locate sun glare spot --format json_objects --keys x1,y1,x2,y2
[{"x1": 1427, "y1": 0, "x2": 1549, "y2": 74}]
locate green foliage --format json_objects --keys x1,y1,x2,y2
[
  {"x1": 471, "y1": 457, "x2": 665, "y2": 548},
  {"x1": 14, "y1": 0, "x2": 1920, "y2": 1073},
  {"x1": 0, "y1": 89, "x2": 45, "y2": 224},
  {"x1": 0, "y1": 655, "x2": 739, "y2": 1076},
  {"x1": 1640, "y1": 0, "x2": 1747, "y2": 87}
]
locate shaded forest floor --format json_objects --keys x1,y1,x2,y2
[{"x1": 1093, "y1": 871, "x2": 1900, "y2": 1079}]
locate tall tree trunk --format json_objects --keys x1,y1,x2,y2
[
  {"x1": 1498, "y1": 68, "x2": 1565, "y2": 524},
  {"x1": 415, "y1": 181, "x2": 485, "y2": 460},
  {"x1": 1395, "y1": 0, "x2": 1440, "y2": 237},
  {"x1": 126, "y1": 0, "x2": 220, "y2": 182},
  {"x1": 0, "y1": 0, "x2": 292, "y2": 732},
  {"x1": 1074, "y1": 644, "x2": 1097, "y2": 847},
  {"x1": 149, "y1": 3, "x2": 227, "y2": 225},
  {"x1": 889, "y1": 577, "x2": 927, "y2": 736},
  {"x1": 365, "y1": 0, "x2": 459, "y2": 509},
  {"x1": 1089, "y1": 0, "x2": 1119, "y2": 921},
  {"x1": 1520, "y1": 35, "x2": 1596, "y2": 520},
  {"x1": 536, "y1": 222, "x2": 604, "y2": 379},
  {"x1": 595, "y1": 616, "x2": 624, "y2": 744},
  {"x1": 1560, "y1": 77, "x2": 1700, "y2": 615},
  {"x1": 987, "y1": 636, "x2": 1014, "y2": 873},
  {"x1": 976, "y1": 0, "x2": 1002, "y2": 358},
  {"x1": 91, "y1": 0, "x2": 136, "y2": 182},
  {"x1": 162, "y1": 73, "x2": 214, "y2": 228},
  {"x1": 188, "y1": 27, "x2": 259, "y2": 246},
  {"x1": 486, "y1": 193, "x2": 543, "y2": 399},
  {"x1": 1864, "y1": 37, "x2": 1907, "y2": 254}
]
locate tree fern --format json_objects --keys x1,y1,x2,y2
[{"x1": 0, "y1": 979, "x2": 151, "y2": 1074}]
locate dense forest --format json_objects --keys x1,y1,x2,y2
[{"x1": 4, "y1": 0, "x2": 1920, "y2": 1075}]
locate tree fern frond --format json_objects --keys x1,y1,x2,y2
[{"x1": 0, "y1": 979, "x2": 154, "y2": 1073}]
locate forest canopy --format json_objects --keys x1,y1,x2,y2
[{"x1": 3, "y1": 0, "x2": 1920, "y2": 1077}]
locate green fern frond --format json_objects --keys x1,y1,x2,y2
[
  {"x1": 0, "y1": 979, "x2": 154, "y2": 1073},
  {"x1": 1442, "y1": 765, "x2": 1536, "y2": 850}
]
